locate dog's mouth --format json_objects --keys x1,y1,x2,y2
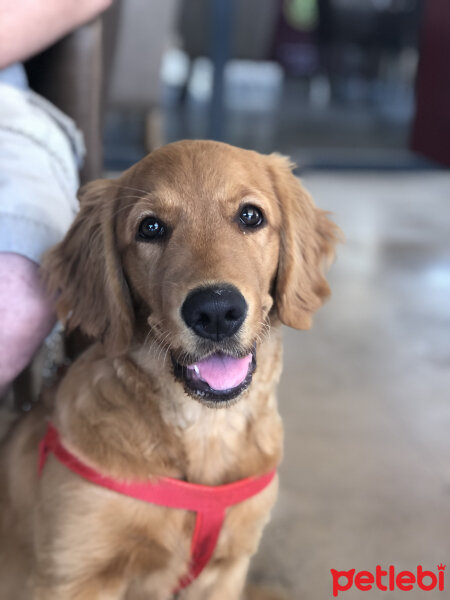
[{"x1": 172, "y1": 349, "x2": 256, "y2": 406}]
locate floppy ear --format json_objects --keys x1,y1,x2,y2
[
  {"x1": 42, "y1": 179, "x2": 134, "y2": 355},
  {"x1": 267, "y1": 154, "x2": 341, "y2": 330}
]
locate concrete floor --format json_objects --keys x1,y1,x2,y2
[{"x1": 250, "y1": 171, "x2": 450, "y2": 598}]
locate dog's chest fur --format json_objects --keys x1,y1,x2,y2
[{"x1": 32, "y1": 333, "x2": 284, "y2": 593}]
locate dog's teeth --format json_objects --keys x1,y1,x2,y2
[{"x1": 193, "y1": 365, "x2": 200, "y2": 376}]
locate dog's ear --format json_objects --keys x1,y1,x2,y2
[
  {"x1": 42, "y1": 179, "x2": 134, "y2": 355},
  {"x1": 267, "y1": 154, "x2": 341, "y2": 330}
]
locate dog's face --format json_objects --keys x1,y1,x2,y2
[
  {"x1": 118, "y1": 143, "x2": 281, "y2": 405},
  {"x1": 44, "y1": 141, "x2": 339, "y2": 407}
]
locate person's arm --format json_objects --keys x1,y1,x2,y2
[{"x1": 0, "y1": 0, "x2": 113, "y2": 69}]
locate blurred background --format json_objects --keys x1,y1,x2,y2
[
  {"x1": 17, "y1": 0, "x2": 450, "y2": 598},
  {"x1": 27, "y1": 0, "x2": 449, "y2": 178},
  {"x1": 102, "y1": 0, "x2": 446, "y2": 173}
]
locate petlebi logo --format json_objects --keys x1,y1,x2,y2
[{"x1": 330, "y1": 564, "x2": 446, "y2": 597}]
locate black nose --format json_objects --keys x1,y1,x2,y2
[{"x1": 181, "y1": 285, "x2": 248, "y2": 341}]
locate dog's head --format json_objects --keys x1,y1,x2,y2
[{"x1": 43, "y1": 141, "x2": 339, "y2": 407}]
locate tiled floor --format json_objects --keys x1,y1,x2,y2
[{"x1": 249, "y1": 171, "x2": 450, "y2": 598}]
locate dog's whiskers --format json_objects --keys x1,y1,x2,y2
[
  {"x1": 145, "y1": 326, "x2": 173, "y2": 366},
  {"x1": 156, "y1": 332, "x2": 172, "y2": 363},
  {"x1": 109, "y1": 199, "x2": 146, "y2": 220},
  {"x1": 108, "y1": 182, "x2": 153, "y2": 197}
]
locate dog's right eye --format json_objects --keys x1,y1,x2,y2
[{"x1": 137, "y1": 216, "x2": 167, "y2": 241}]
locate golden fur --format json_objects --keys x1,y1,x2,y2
[{"x1": 0, "y1": 141, "x2": 339, "y2": 599}]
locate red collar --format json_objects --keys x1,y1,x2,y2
[{"x1": 39, "y1": 424, "x2": 276, "y2": 591}]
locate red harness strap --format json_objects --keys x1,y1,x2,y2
[{"x1": 38, "y1": 424, "x2": 276, "y2": 590}]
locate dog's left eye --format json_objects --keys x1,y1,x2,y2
[
  {"x1": 137, "y1": 216, "x2": 167, "y2": 241},
  {"x1": 239, "y1": 205, "x2": 264, "y2": 228}
]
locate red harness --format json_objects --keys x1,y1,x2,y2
[{"x1": 38, "y1": 425, "x2": 276, "y2": 591}]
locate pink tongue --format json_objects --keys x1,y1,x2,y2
[{"x1": 187, "y1": 353, "x2": 252, "y2": 391}]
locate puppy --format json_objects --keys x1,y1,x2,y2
[{"x1": 0, "y1": 141, "x2": 339, "y2": 599}]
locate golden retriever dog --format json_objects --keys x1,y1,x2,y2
[{"x1": 0, "y1": 140, "x2": 339, "y2": 600}]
